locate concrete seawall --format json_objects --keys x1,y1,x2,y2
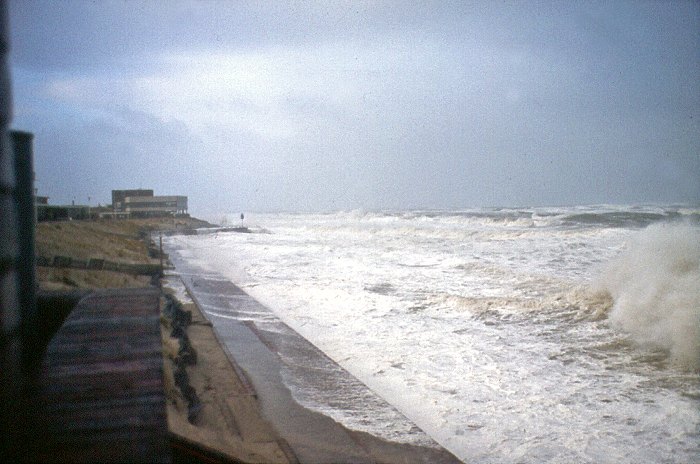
[{"x1": 165, "y1": 246, "x2": 461, "y2": 463}]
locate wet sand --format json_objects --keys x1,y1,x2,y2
[{"x1": 162, "y1": 296, "x2": 294, "y2": 463}]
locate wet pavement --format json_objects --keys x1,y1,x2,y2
[{"x1": 167, "y1": 248, "x2": 461, "y2": 464}]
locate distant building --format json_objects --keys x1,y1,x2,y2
[
  {"x1": 34, "y1": 194, "x2": 91, "y2": 221},
  {"x1": 36, "y1": 204, "x2": 90, "y2": 221},
  {"x1": 111, "y1": 189, "x2": 188, "y2": 218},
  {"x1": 111, "y1": 189, "x2": 153, "y2": 211}
]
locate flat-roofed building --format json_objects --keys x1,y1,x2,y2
[
  {"x1": 111, "y1": 189, "x2": 188, "y2": 218},
  {"x1": 112, "y1": 189, "x2": 153, "y2": 212},
  {"x1": 123, "y1": 195, "x2": 188, "y2": 217}
]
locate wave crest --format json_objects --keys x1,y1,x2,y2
[{"x1": 594, "y1": 223, "x2": 700, "y2": 371}]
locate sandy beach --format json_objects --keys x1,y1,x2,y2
[
  {"x1": 161, "y1": 293, "x2": 294, "y2": 463},
  {"x1": 36, "y1": 217, "x2": 461, "y2": 463},
  {"x1": 36, "y1": 217, "x2": 287, "y2": 462}
]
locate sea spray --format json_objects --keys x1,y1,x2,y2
[
  {"x1": 594, "y1": 223, "x2": 700, "y2": 370},
  {"x1": 168, "y1": 206, "x2": 700, "y2": 463}
]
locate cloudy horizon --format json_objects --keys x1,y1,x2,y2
[{"x1": 8, "y1": 0, "x2": 700, "y2": 214}]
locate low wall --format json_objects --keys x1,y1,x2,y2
[{"x1": 37, "y1": 255, "x2": 164, "y2": 276}]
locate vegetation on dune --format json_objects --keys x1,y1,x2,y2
[{"x1": 35, "y1": 217, "x2": 213, "y2": 290}]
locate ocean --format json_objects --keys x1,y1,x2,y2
[{"x1": 164, "y1": 204, "x2": 700, "y2": 463}]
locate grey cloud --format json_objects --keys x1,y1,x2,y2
[{"x1": 8, "y1": 0, "x2": 700, "y2": 212}]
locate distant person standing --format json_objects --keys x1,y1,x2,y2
[{"x1": 240, "y1": 213, "x2": 244, "y2": 227}]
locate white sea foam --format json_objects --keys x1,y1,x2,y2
[
  {"x1": 594, "y1": 223, "x2": 700, "y2": 370},
  {"x1": 169, "y1": 205, "x2": 700, "y2": 463}
]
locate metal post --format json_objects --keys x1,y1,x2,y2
[
  {"x1": 159, "y1": 233, "x2": 164, "y2": 278},
  {"x1": 10, "y1": 130, "x2": 38, "y2": 375},
  {"x1": 0, "y1": 1, "x2": 26, "y2": 459}
]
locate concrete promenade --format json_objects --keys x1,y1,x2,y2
[{"x1": 176, "y1": 268, "x2": 461, "y2": 464}]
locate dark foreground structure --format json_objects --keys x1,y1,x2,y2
[
  {"x1": 30, "y1": 289, "x2": 170, "y2": 462},
  {"x1": 0, "y1": 1, "x2": 36, "y2": 457},
  {"x1": 0, "y1": 4, "x2": 170, "y2": 459}
]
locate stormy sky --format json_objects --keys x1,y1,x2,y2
[{"x1": 8, "y1": 0, "x2": 700, "y2": 214}]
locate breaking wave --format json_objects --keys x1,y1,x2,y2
[{"x1": 594, "y1": 223, "x2": 700, "y2": 371}]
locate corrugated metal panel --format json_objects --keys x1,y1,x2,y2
[{"x1": 34, "y1": 288, "x2": 170, "y2": 463}]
